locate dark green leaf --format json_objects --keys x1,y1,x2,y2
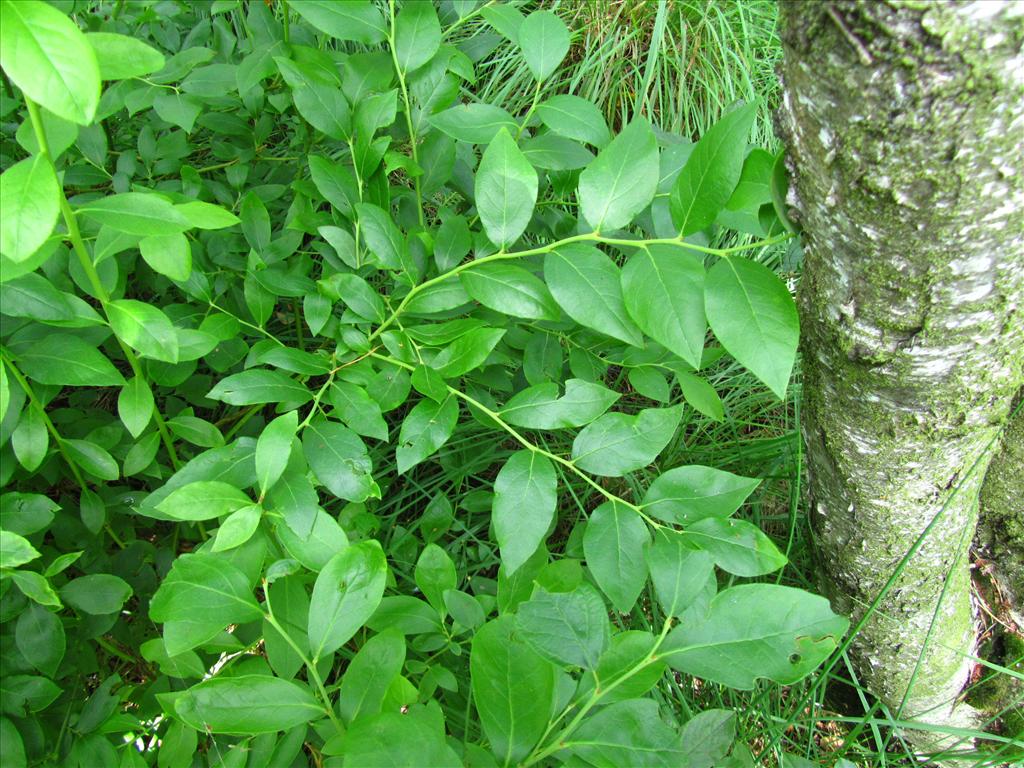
[
  {"x1": 645, "y1": 531, "x2": 715, "y2": 617},
  {"x1": 15, "y1": 335, "x2": 124, "y2": 387},
  {"x1": 207, "y1": 370, "x2": 312, "y2": 406},
  {"x1": 302, "y1": 419, "x2": 378, "y2": 502},
  {"x1": 396, "y1": 395, "x2": 458, "y2": 473},
  {"x1": 60, "y1": 574, "x2": 132, "y2": 615},
  {"x1": 429, "y1": 103, "x2": 518, "y2": 144},
  {"x1": 517, "y1": 584, "x2": 610, "y2": 669},
  {"x1": 338, "y1": 629, "x2": 406, "y2": 723},
  {"x1": 642, "y1": 465, "x2": 760, "y2": 525}
]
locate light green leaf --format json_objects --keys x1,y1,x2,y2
[
  {"x1": 78, "y1": 193, "x2": 191, "y2": 236},
  {"x1": 302, "y1": 419, "x2": 378, "y2": 502},
  {"x1": 175, "y1": 200, "x2": 240, "y2": 230},
  {"x1": 59, "y1": 573, "x2": 132, "y2": 615},
  {"x1": 10, "y1": 570, "x2": 61, "y2": 607},
  {"x1": 309, "y1": 155, "x2": 359, "y2": 218},
  {"x1": 517, "y1": 10, "x2": 570, "y2": 82},
  {"x1": 471, "y1": 616, "x2": 556, "y2": 765},
  {"x1": 0, "y1": 155, "x2": 59, "y2": 264},
  {"x1": 308, "y1": 540, "x2": 387, "y2": 660},
  {"x1": 662, "y1": 584, "x2": 849, "y2": 689},
  {"x1": 430, "y1": 327, "x2": 505, "y2": 378},
  {"x1": 207, "y1": 370, "x2": 312, "y2": 406},
  {"x1": 256, "y1": 411, "x2": 297, "y2": 496},
  {"x1": 677, "y1": 709, "x2": 737, "y2": 768},
  {"x1": 520, "y1": 133, "x2": 594, "y2": 170},
  {"x1": 481, "y1": 4, "x2": 525, "y2": 41},
  {"x1": 320, "y1": 273, "x2": 384, "y2": 323},
  {"x1": 16, "y1": 334, "x2": 124, "y2": 386},
  {"x1": 583, "y1": 501, "x2": 649, "y2": 613},
  {"x1": 642, "y1": 465, "x2": 760, "y2": 526},
  {"x1": 292, "y1": 81, "x2": 351, "y2": 140},
  {"x1": 212, "y1": 505, "x2": 262, "y2": 552},
  {"x1": 175, "y1": 676, "x2": 322, "y2": 734},
  {"x1": 328, "y1": 381, "x2": 389, "y2": 441},
  {"x1": 645, "y1": 531, "x2": 716, "y2": 617},
  {"x1": 0, "y1": 0, "x2": 100, "y2": 124},
  {"x1": 684, "y1": 517, "x2": 787, "y2": 577},
  {"x1": 149, "y1": 553, "x2": 263, "y2": 655},
  {"x1": 578, "y1": 118, "x2": 658, "y2": 231},
  {"x1": 290, "y1": 0, "x2": 387, "y2": 44},
  {"x1": 461, "y1": 263, "x2": 559, "y2": 320},
  {"x1": 342, "y1": 707, "x2": 461, "y2": 767},
  {"x1": 670, "y1": 103, "x2": 756, "y2": 235},
  {"x1": 476, "y1": 128, "x2": 538, "y2": 248},
  {"x1": 0, "y1": 530, "x2": 41, "y2": 569},
  {"x1": 85, "y1": 32, "x2": 164, "y2": 80},
  {"x1": 396, "y1": 395, "x2": 458, "y2": 473},
  {"x1": 415, "y1": 544, "x2": 456, "y2": 615},
  {"x1": 493, "y1": 450, "x2": 556, "y2": 576},
  {"x1": 674, "y1": 370, "x2": 724, "y2": 422},
  {"x1": 566, "y1": 698, "x2": 686, "y2": 767},
  {"x1": 621, "y1": 244, "x2": 706, "y2": 368},
  {"x1": 571, "y1": 405, "x2": 683, "y2": 477},
  {"x1": 517, "y1": 584, "x2": 610, "y2": 669},
  {"x1": 11, "y1": 406, "x2": 47, "y2": 472},
  {"x1": 501, "y1": 379, "x2": 620, "y2": 429},
  {"x1": 107, "y1": 299, "x2": 179, "y2": 363},
  {"x1": 62, "y1": 439, "x2": 118, "y2": 481},
  {"x1": 156, "y1": 481, "x2": 252, "y2": 522},
  {"x1": 705, "y1": 256, "x2": 798, "y2": 399},
  {"x1": 394, "y1": 0, "x2": 441, "y2": 73},
  {"x1": 429, "y1": 103, "x2": 518, "y2": 144},
  {"x1": 337, "y1": 630, "x2": 406, "y2": 723},
  {"x1": 545, "y1": 244, "x2": 643, "y2": 346},
  {"x1": 117, "y1": 377, "x2": 153, "y2": 439},
  {"x1": 356, "y1": 202, "x2": 409, "y2": 271},
  {"x1": 536, "y1": 95, "x2": 610, "y2": 148},
  {"x1": 139, "y1": 233, "x2": 191, "y2": 282}
]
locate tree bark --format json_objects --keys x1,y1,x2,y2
[{"x1": 777, "y1": 0, "x2": 1024, "y2": 750}]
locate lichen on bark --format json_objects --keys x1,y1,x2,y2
[{"x1": 777, "y1": 0, "x2": 1024, "y2": 754}]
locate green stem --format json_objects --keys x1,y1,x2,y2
[
  {"x1": 369, "y1": 352, "x2": 663, "y2": 529},
  {"x1": 516, "y1": 81, "x2": 544, "y2": 140},
  {"x1": 281, "y1": 0, "x2": 290, "y2": 44},
  {"x1": 388, "y1": 0, "x2": 425, "y2": 227},
  {"x1": 24, "y1": 96, "x2": 182, "y2": 472},
  {"x1": 263, "y1": 580, "x2": 343, "y2": 733}
]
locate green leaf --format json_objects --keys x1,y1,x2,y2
[
  {"x1": 292, "y1": 81, "x2": 351, "y2": 140},
  {"x1": 670, "y1": 103, "x2": 756, "y2": 235},
  {"x1": 337, "y1": 629, "x2": 406, "y2": 723},
  {"x1": 59, "y1": 574, "x2": 132, "y2": 615},
  {"x1": 107, "y1": 299, "x2": 180, "y2": 363},
  {"x1": 175, "y1": 201, "x2": 240, "y2": 230},
  {"x1": 328, "y1": 381, "x2": 389, "y2": 441},
  {"x1": 517, "y1": 584, "x2": 610, "y2": 668},
  {"x1": 460, "y1": 263, "x2": 559, "y2": 320},
  {"x1": 290, "y1": 0, "x2": 387, "y2": 44},
  {"x1": 85, "y1": 32, "x2": 164, "y2": 80},
  {"x1": 0, "y1": 530, "x2": 41, "y2": 568},
  {"x1": 207, "y1": 370, "x2": 312, "y2": 406},
  {"x1": 430, "y1": 327, "x2": 505, "y2": 378},
  {"x1": 0, "y1": 0, "x2": 100, "y2": 124},
  {"x1": 501, "y1": 378, "x2": 620, "y2": 429},
  {"x1": 356, "y1": 203, "x2": 409, "y2": 271},
  {"x1": 705, "y1": 256, "x2": 798, "y2": 398},
  {"x1": 240, "y1": 191, "x2": 271, "y2": 252},
  {"x1": 303, "y1": 419, "x2": 378, "y2": 502},
  {"x1": 12, "y1": 406, "x2": 47, "y2": 472},
  {"x1": 475, "y1": 128, "x2": 538, "y2": 249},
  {"x1": 152, "y1": 91, "x2": 202, "y2": 132},
  {"x1": 471, "y1": 616, "x2": 556, "y2": 765},
  {"x1": 139, "y1": 233, "x2": 191, "y2": 281},
  {"x1": 156, "y1": 481, "x2": 252, "y2": 522},
  {"x1": 589, "y1": 632, "x2": 667, "y2": 704},
  {"x1": 10, "y1": 570, "x2": 61, "y2": 607},
  {"x1": 0, "y1": 155, "x2": 59, "y2": 264},
  {"x1": 15, "y1": 603, "x2": 65, "y2": 677},
  {"x1": 78, "y1": 193, "x2": 191, "y2": 236},
  {"x1": 212, "y1": 505, "x2": 262, "y2": 552},
  {"x1": 621, "y1": 244, "x2": 706, "y2": 368},
  {"x1": 674, "y1": 370, "x2": 724, "y2": 422},
  {"x1": 396, "y1": 395, "x2": 458, "y2": 473},
  {"x1": 520, "y1": 133, "x2": 594, "y2": 170},
  {"x1": 321, "y1": 274, "x2": 385, "y2": 324},
  {"x1": 117, "y1": 377, "x2": 154, "y2": 439},
  {"x1": 566, "y1": 698, "x2": 686, "y2": 767},
  {"x1": 444, "y1": 589, "x2": 485, "y2": 630},
  {"x1": 645, "y1": 531, "x2": 715, "y2": 617},
  {"x1": 415, "y1": 544, "x2": 456, "y2": 615},
  {"x1": 544, "y1": 244, "x2": 643, "y2": 346},
  {"x1": 583, "y1": 501, "x2": 650, "y2": 613},
  {"x1": 62, "y1": 439, "x2": 118, "y2": 481},
  {"x1": 571, "y1": 405, "x2": 683, "y2": 477},
  {"x1": 394, "y1": 0, "x2": 441, "y2": 73},
  {"x1": 683, "y1": 517, "x2": 787, "y2": 577},
  {"x1": 149, "y1": 553, "x2": 263, "y2": 656},
  {"x1": 175, "y1": 676, "x2": 322, "y2": 734},
  {"x1": 308, "y1": 540, "x2": 387, "y2": 660},
  {"x1": 677, "y1": 709, "x2": 737, "y2": 768},
  {"x1": 256, "y1": 411, "x2": 297, "y2": 496},
  {"x1": 342, "y1": 707, "x2": 461, "y2": 768},
  {"x1": 481, "y1": 4, "x2": 525, "y2": 41},
  {"x1": 662, "y1": 584, "x2": 849, "y2": 689},
  {"x1": 309, "y1": 155, "x2": 359, "y2": 218},
  {"x1": 429, "y1": 103, "x2": 518, "y2": 144},
  {"x1": 642, "y1": 465, "x2": 761, "y2": 525},
  {"x1": 517, "y1": 10, "x2": 570, "y2": 82},
  {"x1": 493, "y1": 450, "x2": 556, "y2": 576},
  {"x1": 536, "y1": 95, "x2": 610, "y2": 148},
  {"x1": 578, "y1": 118, "x2": 658, "y2": 231}
]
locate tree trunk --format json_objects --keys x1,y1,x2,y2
[{"x1": 776, "y1": 0, "x2": 1024, "y2": 750}]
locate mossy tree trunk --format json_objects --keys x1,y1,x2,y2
[{"x1": 777, "y1": 0, "x2": 1024, "y2": 747}]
